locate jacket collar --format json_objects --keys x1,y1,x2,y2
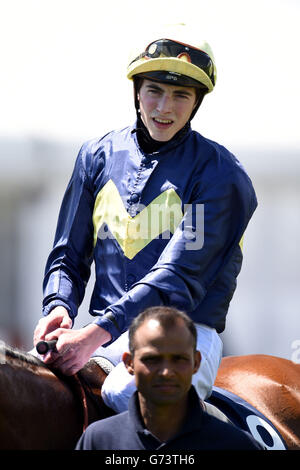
[
  {"x1": 131, "y1": 117, "x2": 192, "y2": 156},
  {"x1": 128, "y1": 386, "x2": 205, "y2": 442}
]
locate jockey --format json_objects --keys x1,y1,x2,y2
[{"x1": 34, "y1": 24, "x2": 257, "y2": 413}]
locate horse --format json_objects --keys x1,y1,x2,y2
[
  {"x1": 0, "y1": 344, "x2": 113, "y2": 449},
  {"x1": 213, "y1": 354, "x2": 300, "y2": 450},
  {"x1": 0, "y1": 342, "x2": 299, "y2": 450}
]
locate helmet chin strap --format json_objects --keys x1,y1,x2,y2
[
  {"x1": 134, "y1": 111, "x2": 191, "y2": 154},
  {"x1": 189, "y1": 92, "x2": 205, "y2": 120},
  {"x1": 132, "y1": 75, "x2": 205, "y2": 154},
  {"x1": 133, "y1": 80, "x2": 196, "y2": 154},
  {"x1": 133, "y1": 77, "x2": 205, "y2": 124}
]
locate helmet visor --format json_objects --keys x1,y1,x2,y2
[{"x1": 129, "y1": 38, "x2": 215, "y2": 86}]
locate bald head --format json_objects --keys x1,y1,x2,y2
[{"x1": 128, "y1": 306, "x2": 197, "y2": 356}]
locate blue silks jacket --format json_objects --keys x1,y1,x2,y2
[{"x1": 42, "y1": 123, "x2": 257, "y2": 345}]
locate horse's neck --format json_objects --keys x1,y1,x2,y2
[
  {"x1": 0, "y1": 346, "x2": 85, "y2": 449},
  {"x1": 0, "y1": 347, "x2": 58, "y2": 398},
  {"x1": 1, "y1": 346, "x2": 113, "y2": 422}
]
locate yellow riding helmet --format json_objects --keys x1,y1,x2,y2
[{"x1": 127, "y1": 29, "x2": 217, "y2": 93}]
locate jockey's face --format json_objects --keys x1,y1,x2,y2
[
  {"x1": 137, "y1": 79, "x2": 197, "y2": 142},
  {"x1": 124, "y1": 318, "x2": 201, "y2": 408}
]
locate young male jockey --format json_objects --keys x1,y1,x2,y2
[{"x1": 33, "y1": 25, "x2": 257, "y2": 413}]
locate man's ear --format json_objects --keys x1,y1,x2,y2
[
  {"x1": 123, "y1": 351, "x2": 134, "y2": 376},
  {"x1": 193, "y1": 350, "x2": 201, "y2": 374}
]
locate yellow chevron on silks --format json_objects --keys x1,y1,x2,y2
[
  {"x1": 92, "y1": 179, "x2": 183, "y2": 259},
  {"x1": 239, "y1": 234, "x2": 244, "y2": 251}
]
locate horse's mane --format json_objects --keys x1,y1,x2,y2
[{"x1": 0, "y1": 343, "x2": 48, "y2": 368}]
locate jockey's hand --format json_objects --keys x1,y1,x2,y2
[
  {"x1": 33, "y1": 306, "x2": 72, "y2": 345},
  {"x1": 41, "y1": 323, "x2": 111, "y2": 376}
]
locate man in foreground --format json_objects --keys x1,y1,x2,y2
[{"x1": 75, "y1": 307, "x2": 264, "y2": 450}]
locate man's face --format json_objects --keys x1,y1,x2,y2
[
  {"x1": 124, "y1": 318, "x2": 201, "y2": 407},
  {"x1": 137, "y1": 79, "x2": 197, "y2": 142}
]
